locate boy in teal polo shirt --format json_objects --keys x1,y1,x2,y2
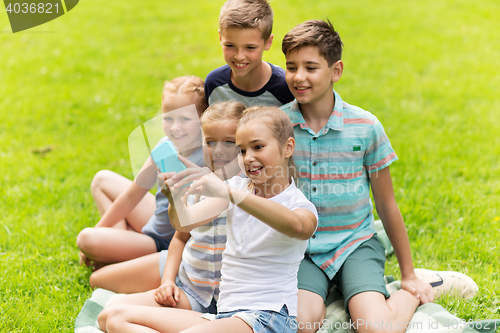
[{"x1": 280, "y1": 20, "x2": 478, "y2": 333}]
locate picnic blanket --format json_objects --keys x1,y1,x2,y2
[
  {"x1": 75, "y1": 288, "x2": 118, "y2": 333},
  {"x1": 75, "y1": 221, "x2": 499, "y2": 333},
  {"x1": 75, "y1": 285, "x2": 500, "y2": 333}
]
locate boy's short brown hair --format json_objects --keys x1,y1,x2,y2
[
  {"x1": 219, "y1": 0, "x2": 273, "y2": 41},
  {"x1": 282, "y1": 19, "x2": 343, "y2": 67}
]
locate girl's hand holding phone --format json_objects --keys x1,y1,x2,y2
[
  {"x1": 158, "y1": 171, "x2": 176, "y2": 192},
  {"x1": 186, "y1": 172, "x2": 230, "y2": 200},
  {"x1": 171, "y1": 156, "x2": 212, "y2": 189},
  {"x1": 159, "y1": 172, "x2": 188, "y2": 205}
]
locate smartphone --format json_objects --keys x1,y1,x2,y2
[{"x1": 150, "y1": 140, "x2": 187, "y2": 173}]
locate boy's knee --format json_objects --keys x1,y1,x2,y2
[
  {"x1": 297, "y1": 311, "x2": 322, "y2": 324},
  {"x1": 349, "y1": 317, "x2": 393, "y2": 333},
  {"x1": 297, "y1": 304, "x2": 325, "y2": 333},
  {"x1": 296, "y1": 304, "x2": 325, "y2": 332},
  {"x1": 296, "y1": 314, "x2": 324, "y2": 333},
  {"x1": 297, "y1": 290, "x2": 325, "y2": 333},
  {"x1": 348, "y1": 296, "x2": 402, "y2": 333}
]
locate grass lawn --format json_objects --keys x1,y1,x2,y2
[{"x1": 1, "y1": 0, "x2": 499, "y2": 331}]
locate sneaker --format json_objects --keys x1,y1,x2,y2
[{"x1": 414, "y1": 268, "x2": 479, "y2": 299}]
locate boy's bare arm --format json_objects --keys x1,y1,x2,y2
[
  {"x1": 370, "y1": 167, "x2": 434, "y2": 303},
  {"x1": 370, "y1": 167, "x2": 414, "y2": 277}
]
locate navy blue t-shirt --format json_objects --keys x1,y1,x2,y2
[{"x1": 204, "y1": 63, "x2": 294, "y2": 107}]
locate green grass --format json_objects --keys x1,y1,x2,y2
[{"x1": 1, "y1": 0, "x2": 499, "y2": 331}]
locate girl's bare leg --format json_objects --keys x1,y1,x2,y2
[
  {"x1": 91, "y1": 170, "x2": 156, "y2": 231},
  {"x1": 77, "y1": 228, "x2": 157, "y2": 266},
  {"x1": 98, "y1": 289, "x2": 192, "y2": 332},
  {"x1": 90, "y1": 252, "x2": 162, "y2": 293},
  {"x1": 180, "y1": 317, "x2": 253, "y2": 333},
  {"x1": 105, "y1": 306, "x2": 210, "y2": 333}
]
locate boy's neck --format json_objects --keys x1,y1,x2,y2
[
  {"x1": 231, "y1": 61, "x2": 272, "y2": 92},
  {"x1": 299, "y1": 91, "x2": 336, "y2": 134}
]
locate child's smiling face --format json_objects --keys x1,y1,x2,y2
[
  {"x1": 219, "y1": 27, "x2": 272, "y2": 81},
  {"x1": 162, "y1": 93, "x2": 202, "y2": 152},
  {"x1": 235, "y1": 120, "x2": 291, "y2": 188},
  {"x1": 202, "y1": 120, "x2": 240, "y2": 179},
  {"x1": 285, "y1": 45, "x2": 341, "y2": 107}
]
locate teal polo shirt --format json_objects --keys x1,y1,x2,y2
[{"x1": 281, "y1": 90, "x2": 398, "y2": 279}]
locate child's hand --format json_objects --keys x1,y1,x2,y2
[
  {"x1": 185, "y1": 172, "x2": 229, "y2": 200},
  {"x1": 154, "y1": 281, "x2": 180, "y2": 307},
  {"x1": 158, "y1": 172, "x2": 177, "y2": 190},
  {"x1": 401, "y1": 274, "x2": 435, "y2": 304},
  {"x1": 158, "y1": 172, "x2": 186, "y2": 202},
  {"x1": 171, "y1": 166, "x2": 212, "y2": 189}
]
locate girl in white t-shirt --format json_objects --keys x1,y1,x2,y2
[
  {"x1": 97, "y1": 101, "x2": 246, "y2": 331},
  {"x1": 104, "y1": 106, "x2": 318, "y2": 333}
]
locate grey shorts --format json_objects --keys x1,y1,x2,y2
[{"x1": 297, "y1": 235, "x2": 390, "y2": 313}]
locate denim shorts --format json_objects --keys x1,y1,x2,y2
[
  {"x1": 159, "y1": 250, "x2": 217, "y2": 314},
  {"x1": 201, "y1": 305, "x2": 297, "y2": 333}
]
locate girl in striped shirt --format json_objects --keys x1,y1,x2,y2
[{"x1": 97, "y1": 101, "x2": 246, "y2": 328}]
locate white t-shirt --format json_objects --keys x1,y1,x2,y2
[{"x1": 217, "y1": 176, "x2": 318, "y2": 316}]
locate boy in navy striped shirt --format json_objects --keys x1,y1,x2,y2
[{"x1": 204, "y1": 0, "x2": 294, "y2": 108}]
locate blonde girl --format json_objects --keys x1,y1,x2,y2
[
  {"x1": 77, "y1": 76, "x2": 207, "y2": 270},
  {"x1": 103, "y1": 106, "x2": 318, "y2": 333}
]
